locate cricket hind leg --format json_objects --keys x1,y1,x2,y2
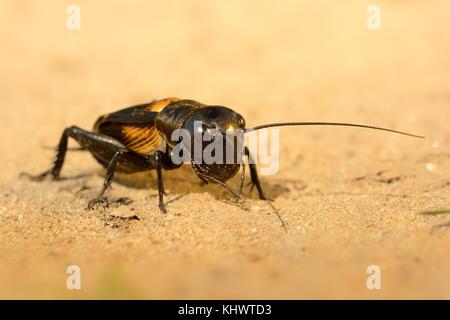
[
  {"x1": 24, "y1": 126, "x2": 171, "y2": 213},
  {"x1": 23, "y1": 126, "x2": 128, "y2": 181},
  {"x1": 23, "y1": 126, "x2": 136, "y2": 209},
  {"x1": 22, "y1": 127, "x2": 71, "y2": 181}
]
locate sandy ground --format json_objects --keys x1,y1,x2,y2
[{"x1": 1, "y1": 1, "x2": 450, "y2": 299}]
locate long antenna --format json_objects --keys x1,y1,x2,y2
[{"x1": 245, "y1": 122, "x2": 425, "y2": 139}]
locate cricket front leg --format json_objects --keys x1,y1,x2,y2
[{"x1": 245, "y1": 146, "x2": 267, "y2": 200}]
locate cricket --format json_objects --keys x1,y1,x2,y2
[
  {"x1": 24, "y1": 98, "x2": 424, "y2": 213},
  {"x1": 3, "y1": 0, "x2": 449, "y2": 302}
]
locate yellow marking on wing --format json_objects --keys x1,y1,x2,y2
[
  {"x1": 122, "y1": 125, "x2": 163, "y2": 154},
  {"x1": 145, "y1": 97, "x2": 179, "y2": 112},
  {"x1": 93, "y1": 98, "x2": 179, "y2": 132}
]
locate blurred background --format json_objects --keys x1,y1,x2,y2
[{"x1": 0, "y1": 0, "x2": 449, "y2": 299}]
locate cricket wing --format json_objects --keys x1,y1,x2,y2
[{"x1": 93, "y1": 98, "x2": 178, "y2": 154}]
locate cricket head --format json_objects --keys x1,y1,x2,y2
[{"x1": 181, "y1": 106, "x2": 246, "y2": 183}]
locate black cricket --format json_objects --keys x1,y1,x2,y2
[{"x1": 25, "y1": 98, "x2": 424, "y2": 213}]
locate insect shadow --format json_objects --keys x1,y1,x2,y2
[
  {"x1": 19, "y1": 172, "x2": 91, "y2": 181},
  {"x1": 109, "y1": 165, "x2": 286, "y2": 202}
]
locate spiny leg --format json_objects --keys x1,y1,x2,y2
[
  {"x1": 154, "y1": 151, "x2": 167, "y2": 214},
  {"x1": 23, "y1": 128, "x2": 71, "y2": 181},
  {"x1": 24, "y1": 126, "x2": 139, "y2": 209},
  {"x1": 88, "y1": 151, "x2": 125, "y2": 209},
  {"x1": 23, "y1": 126, "x2": 127, "y2": 181},
  {"x1": 245, "y1": 146, "x2": 266, "y2": 200}
]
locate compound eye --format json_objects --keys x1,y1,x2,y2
[{"x1": 239, "y1": 117, "x2": 245, "y2": 128}]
